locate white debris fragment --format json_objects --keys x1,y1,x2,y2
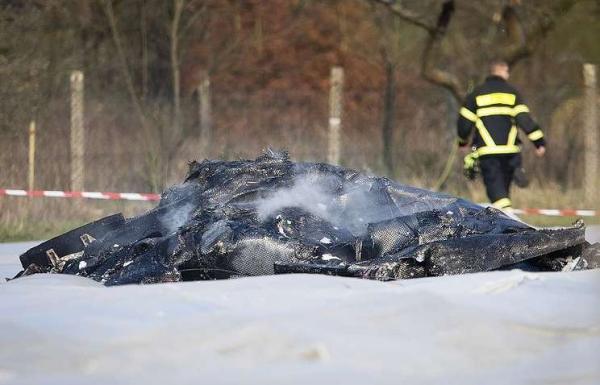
[
  {"x1": 321, "y1": 254, "x2": 341, "y2": 261},
  {"x1": 562, "y1": 257, "x2": 586, "y2": 272},
  {"x1": 277, "y1": 223, "x2": 288, "y2": 238},
  {"x1": 320, "y1": 237, "x2": 332, "y2": 244},
  {"x1": 123, "y1": 261, "x2": 133, "y2": 267},
  {"x1": 61, "y1": 251, "x2": 83, "y2": 262},
  {"x1": 78, "y1": 261, "x2": 87, "y2": 270}
]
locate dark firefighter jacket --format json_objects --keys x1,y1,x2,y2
[{"x1": 457, "y1": 75, "x2": 545, "y2": 156}]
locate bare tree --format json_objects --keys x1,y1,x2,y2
[
  {"x1": 99, "y1": 0, "x2": 238, "y2": 189},
  {"x1": 337, "y1": 1, "x2": 412, "y2": 176},
  {"x1": 100, "y1": 0, "x2": 165, "y2": 190},
  {"x1": 372, "y1": 0, "x2": 580, "y2": 188},
  {"x1": 374, "y1": 0, "x2": 579, "y2": 101}
]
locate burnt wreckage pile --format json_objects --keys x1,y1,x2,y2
[{"x1": 15, "y1": 152, "x2": 600, "y2": 285}]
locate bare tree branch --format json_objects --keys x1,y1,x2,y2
[
  {"x1": 100, "y1": 0, "x2": 148, "y2": 129},
  {"x1": 100, "y1": 0, "x2": 165, "y2": 189},
  {"x1": 500, "y1": 0, "x2": 580, "y2": 65},
  {"x1": 374, "y1": 0, "x2": 581, "y2": 100},
  {"x1": 372, "y1": 0, "x2": 435, "y2": 33},
  {"x1": 420, "y1": 1, "x2": 464, "y2": 102},
  {"x1": 181, "y1": 0, "x2": 208, "y2": 38},
  {"x1": 373, "y1": 0, "x2": 463, "y2": 101}
]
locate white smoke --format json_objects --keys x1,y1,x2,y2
[
  {"x1": 160, "y1": 202, "x2": 196, "y2": 234},
  {"x1": 256, "y1": 174, "x2": 335, "y2": 222},
  {"x1": 255, "y1": 174, "x2": 400, "y2": 235}
]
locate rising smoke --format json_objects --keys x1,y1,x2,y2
[
  {"x1": 159, "y1": 202, "x2": 196, "y2": 234},
  {"x1": 255, "y1": 174, "x2": 400, "y2": 235},
  {"x1": 256, "y1": 174, "x2": 334, "y2": 221}
]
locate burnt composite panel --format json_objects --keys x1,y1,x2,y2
[{"x1": 15, "y1": 151, "x2": 597, "y2": 285}]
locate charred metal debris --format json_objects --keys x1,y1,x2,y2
[{"x1": 14, "y1": 151, "x2": 600, "y2": 285}]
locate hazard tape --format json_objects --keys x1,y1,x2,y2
[
  {"x1": 511, "y1": 208, "x2": 597, "y2": 217},
  {"x1": 0, "y1": 188, "x2": 597, "y2": 216},
  {"x1": 0, "y1": 189, "x2": 160, "y2": 201}
]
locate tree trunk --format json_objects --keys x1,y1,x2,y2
[
  {"x1": 171, "y1": 0, "x2": 184, "y2": 134},
  {"x1": 382, "y1": 61, "x2": 396, "y2": 175},
  {"x1": 165, "y1": 0, "x2": 185, "y2": 186},
  {"x1": 141, "y1": 0, "x2": 149, "y2": 101}
]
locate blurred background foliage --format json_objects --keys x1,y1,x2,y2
[{"x1": 0, "y1": 0, "x2": 599, "y2": 239}]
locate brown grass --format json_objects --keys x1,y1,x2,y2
[{"x1": 0, "y1": 197, "x2": 153, "y2": 242}]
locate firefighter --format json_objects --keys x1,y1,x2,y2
[{"x1": 457, "y1": 59, "x2": 545, "y2": 210}]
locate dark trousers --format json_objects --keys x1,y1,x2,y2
[{"x1": 479, "y1": 153, "x2": 521, "y2": 206}]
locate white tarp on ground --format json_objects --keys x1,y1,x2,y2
[{"x1": 1, "y1": 242, "x2": 599, "y2": 385}]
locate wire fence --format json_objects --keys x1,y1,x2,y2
[{"x1": 0, "y1": 66, "x2": 597, "y2": 210}]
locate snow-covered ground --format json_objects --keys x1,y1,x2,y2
[{"x1": 1, "y1": 237, "x2": 599, "y2": 385}]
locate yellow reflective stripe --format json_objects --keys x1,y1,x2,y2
[
  {"x1": 513, "y1": 104, "x2": 530, "y2": 115},
  {"x1": 475, "y1": 120, "x2": 496, "y2": 147},
  {"x1": 492, "y1": 198, "x2": 512, "y2": 209},
  {"x1": 507, "y1": 125, "x2": 518, "y2": 145},
  {"x1": 475, "y1": 93, "x2": 516, "y2": 107},
  {"x1": 527, "y1": 129, "x2": 544, "y2": 141},
  {"x1": 476, "y1": 106, "x2": 515, "y2": 117},
  {"x1": 460, "y1": 107, "x2": 478, "y2": 122},
  {"x1": 476, "y1": 145, "x2": 520, "y2": 156}
]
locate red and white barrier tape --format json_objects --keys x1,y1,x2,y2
[
  {"x1": 0, "y1": 188, "x2": 597, "y2": 216},
  {"x1": 511, "y1": 208, "x2": 597, "y2": 217},
  {"x1": 0, "y1": 188, "x2": 160, "y2": 201}
]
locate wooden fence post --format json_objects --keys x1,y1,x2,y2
[
  {"x1": 198, "y1": 71, "x2": 212, "y2": 151},
  {"x1": 583, "y1": 63, "x2": 597, "y2": 204},
  {"x1": 70, "y1": 70, "x2": 85, "y2": 192},
  {"x1": 28, "y1": 120, "x2": 36, "y2": 191},
  {"x1": 328, "y1": 66, "x2": 344, "y2": 165}
]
